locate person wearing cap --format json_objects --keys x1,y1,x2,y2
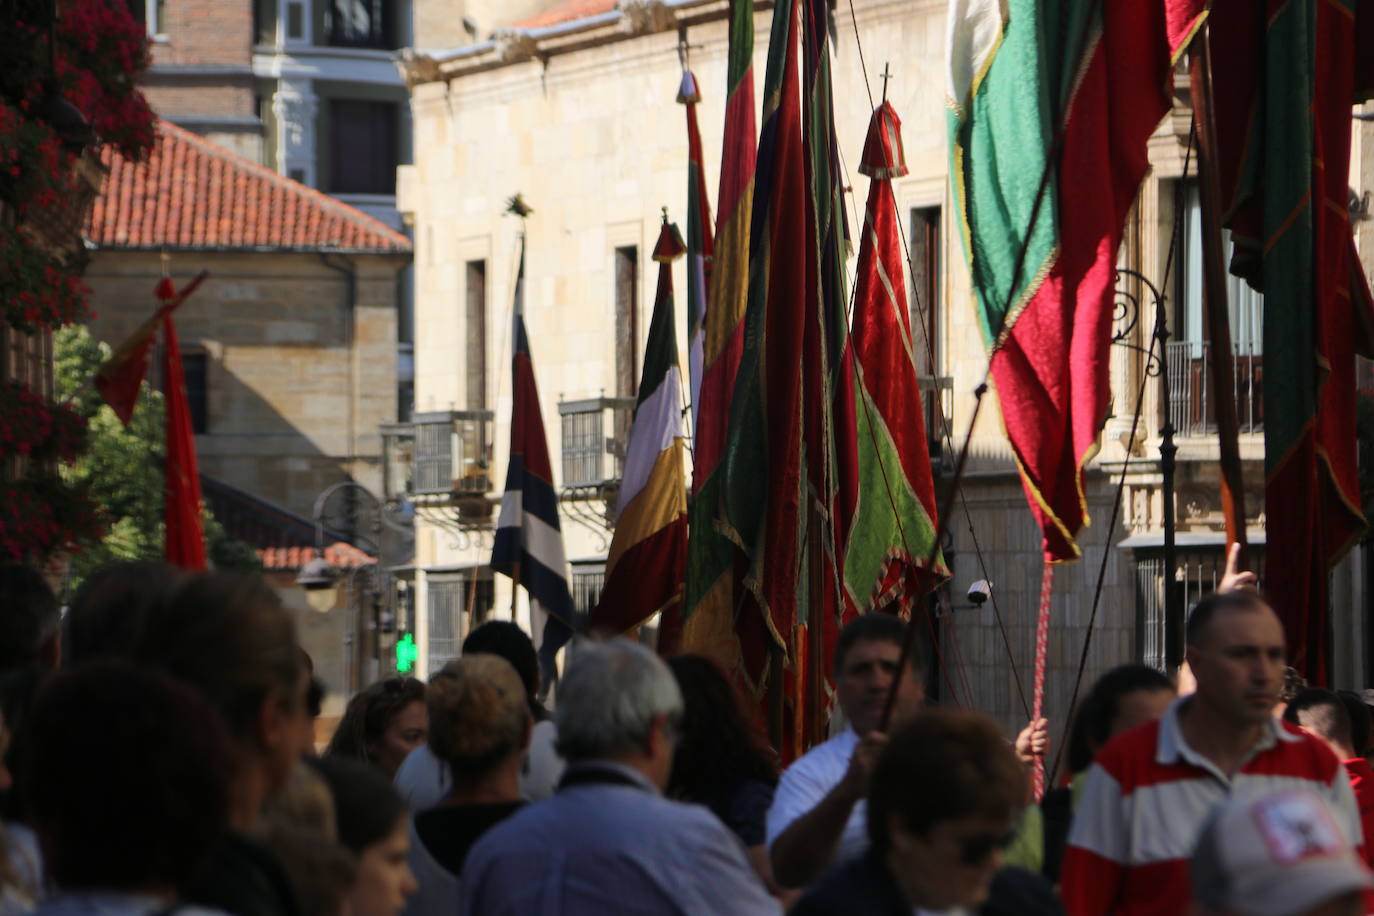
[
  {"x1": 1061, "y1": 592, "x2": 1362, "y2": 915},
  {"x1": 1191, "y1": 788, "x2": 1372, "y2": 916}
]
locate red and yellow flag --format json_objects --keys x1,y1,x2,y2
[{"x1": 682, "y1": 0, "x2": 757, "y2": 670}]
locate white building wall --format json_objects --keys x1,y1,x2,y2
[{"x1": 402, "y1": 0, "x2": 1374, "y2": 721}]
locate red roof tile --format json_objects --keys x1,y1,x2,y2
[
  {"x1": 86, "y1": 120, "x2": 412, "y2": 253},
  {"x1": 514, "y1": 0, "x2": 615, "y2": 29},
  {"x1": 258, "y1": 541, "x2": 376, "y2": 572}
]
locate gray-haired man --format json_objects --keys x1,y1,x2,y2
[{"x1": 459, "y1": 638, "x2": 780, "y2": 915}]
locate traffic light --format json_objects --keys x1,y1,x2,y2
[{"x1": 395, "y1": 633, "x2": 418, "y2": 674}]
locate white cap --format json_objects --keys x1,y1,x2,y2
[{"x1": 1191, "y1": 788, "x2": 1373, "y2": 916}]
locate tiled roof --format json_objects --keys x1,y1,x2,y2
[
  {"x1": 514, "y1": 0, "x2": 615, "y2": 29},
  {"x1": 259, "y1": 542, "x2": 376, "y2": 572},
  {"x1": 86, "y1": 120, "x2": 411, "y2": 253}
]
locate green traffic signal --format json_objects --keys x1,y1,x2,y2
[{"x1": 395, "y1": 633, "x2": 418, "y2": 674}]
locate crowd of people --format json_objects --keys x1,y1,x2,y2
[{"x1": 1, "y1": 551, "x2": 1373, "y2": 915}]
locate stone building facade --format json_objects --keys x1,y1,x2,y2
[
  {"x1": 84, "y1": 119, "x2": 410, "y2": 519},
  {"x1": 393, "y1": 0, "x2": 1374, "y2": 738}
]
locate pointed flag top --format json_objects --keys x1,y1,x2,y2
[
  {"x1": 653, "y1": 214, "x2": 687, "y2": 263},
  {"x1": 677, "y1": 69, "x2": 701, "y2": 105},
  {"x1": 859, "y1": 101, "x2": 908, "y2": 180}
]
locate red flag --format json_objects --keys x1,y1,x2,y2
[
  {"x1": 1208, "y1": 0, "x2": 1374, "y2": 679},
  {"x1": 161, "y1": 282, "x2": 207, "y2": 571},
  {"x1": 95, "y1": 272, "x2": 207, "y2": 426}
]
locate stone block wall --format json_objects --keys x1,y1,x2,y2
[
  {"x1": 945, "y1": 471, "x2": 1137, "y2": 754},
  {"x1": 83, "y1": 250, "x2": 404, "y2": 518}
]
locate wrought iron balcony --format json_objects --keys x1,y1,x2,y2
[
  {"x1": 382, "y1": 410, "x2": 495, "y2": 535},
  {"x1": 558, "y1": 396, "x2": 636, "y2": 495},
  {"x1": 1166, "y1": 341, "x2": 1263, "y2": 438}
]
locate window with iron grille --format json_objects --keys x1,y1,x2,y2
[
  {"x1": 1134, "y1": 545, "x2": 1267, "y2": 670},
  {"x1": 561, "y1": 406, "x2": 603, "y2": 488},
  {"x1": 426, "y1": 571, "x2": 494, "y2": 674},
  {"x1": 413, "y1": 416, "x2": 451, "y2": 494},
  {"x1": 427, "y1": 577, "x2": 463, "y2": 674},
  {"x1": 571, "y1": 562, "x2": 605, "y2": 617}
]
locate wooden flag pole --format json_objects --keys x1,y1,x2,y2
[{"x1": 1190, "y1": 26, "x2": 1249, "y2": 558}]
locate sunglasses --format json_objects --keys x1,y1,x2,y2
[{"x1": 957, "y1": 828, "x2": 1018, "y2": 866}]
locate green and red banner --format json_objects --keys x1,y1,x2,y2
[
  {"x1": 682, "y1": 0, "x2": 757, "y2": 672},
  {"x1": 844, "y1": 101, "x2": 949, "y2": 616},
  {"x1": 947, "y1": 0, "x2": 1204, "y2": 562},
  {"x1": 714, "y1": 0, "x2": 807, "y2": 720},
  {"x1": 1208, "y1": 0, "x2": 1374, "y2": 680}
]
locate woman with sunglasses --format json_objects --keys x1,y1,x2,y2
[
  {"x1": 793, "y1": 709, "x2": 1061, "y2": 916},
  {"x1": 327, "y1": 678, "x2": 429, "y2": 779}
]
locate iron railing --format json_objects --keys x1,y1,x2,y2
[
  {"x1": 1135, "y1": 547, "x2": 1267, "y2": 670},
  {"x1": 558, "y1": 397, "x2": 635, "y2": 490},
  {"x1": 1166, "y1": 341, "x2": 1263, "y2": 438},
  {"x1": 410, "y1": 410, "x2": 493, "y2": 496}
]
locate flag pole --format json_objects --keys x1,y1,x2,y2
[
  {"x1": 1189, "y1": 26, "x2": 1249, "y2": 559},
  {"x1": 807, "y1": 499, "x2": 827, "y2": 743}
]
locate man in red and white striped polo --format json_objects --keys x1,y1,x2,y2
[{"x1": 1061, "y1": 591, "x2": 1361, "y2": 915}]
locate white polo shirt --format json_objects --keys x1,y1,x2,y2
[{"x1": 765, "y1": 729, "x2": 868, "y2": 866}]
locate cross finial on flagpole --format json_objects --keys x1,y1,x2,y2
[
  {"x1": 880, "y1": 62, "x2": 893, "y2": 103},
  {"x1": 661, "y1": 206, "x2": 669, "y2": 224}
]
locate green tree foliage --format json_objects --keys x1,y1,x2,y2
[{"x1": 55, "y1": 324, "x2": 261, "y2": 587}]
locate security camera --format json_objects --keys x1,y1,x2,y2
[{"x1": 967, "y1": 579, "x2": 992, "y2": 607}]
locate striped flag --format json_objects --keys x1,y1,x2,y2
[
  {"x1": 679, "y1": 70, "x2": 714, "y2": 435},
  {"x1": 590, "y1": 219, "x2": 689, "y2": 642},
  {"x1": 947, "y1": 0, "x2": 1204, "y2": 561},
  {"x1": 490, "y1": 236, "x2": 576, "y2": 686},
  {"x1": 844, "y1": 101, "x2": 949, "y2": 615},
  {"x1": 1207, "y1": 0, "x2": 1374, "y2": 680},
  {"x1": 682, "y1": 0, "x2": 756, "y2": 668}
]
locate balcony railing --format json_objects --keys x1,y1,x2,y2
[
  {"x1": 918, "y1": 375, "x2": 954, "y2": 472},
  {"x1": 558, "y1": 396, "x2": 636, "y2": 491},
  {"x1": 409, "y1": 410, "x2": 494, "y2": 497},
  {"x1": 1166, "y1": 341, "x2": 1262, "y2": 438}
]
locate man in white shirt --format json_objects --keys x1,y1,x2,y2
[{"x1": 766, "y1": 614, "x2": 927, "y2": 888}]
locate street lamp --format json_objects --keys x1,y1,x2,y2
[{"x1": 297, "y1": 553, "x2": 339, "y2": 613}]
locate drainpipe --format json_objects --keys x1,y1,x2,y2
[{"x1": 318, "y1": 252, "x2": 358, "y2": 476}]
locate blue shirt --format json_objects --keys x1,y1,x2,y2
[{"x1": 459, "y1": 761, "x2": 781, "y2": 916}]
